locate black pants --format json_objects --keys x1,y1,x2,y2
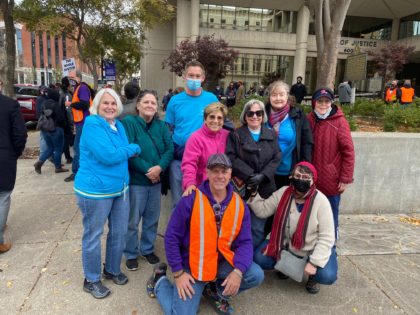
[{"x1": 62, "y1": 133, "x2": 74, "y2": 160}]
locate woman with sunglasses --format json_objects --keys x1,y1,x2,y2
[
  {"x1": 181, "y1": 102, "x2": 230, "y2": 196},
  {"x1": 249, "y1": 162, "x2": 336, "y2": 294},
  {"x1": 226, "y1": 99, "x2": 281, "y2": 248}
]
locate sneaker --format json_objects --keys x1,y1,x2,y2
[
  {"x1": 146, "y1": 263, "x2": 167, "y2": 298},
  {"x1": 202, "y1": 282, "x2": 234, "y2": 315},
  {"x1": 103, "y1": 269, "x2": 128, "y2": 285},
  {"x1": 64, "y1": 173, "x2": 75, "y2": 182},
  {"x1": 305, "y1": 276, "x2": 320, "y2": 294},
  {"x1": 142, "y1": 253, "x2": 160, "y2": 265},
  {"x1": 83, "y1": 279, "x2": 110, "y2": 299},
  {"x1": 0, "y1": 243, "x2": 12, "y2": 254},
  {"x1": 33, "y1": 161, "x2": 43, "y2": 174},
  {"x1": 55, "y1": 167, "x2": 69, "y2": 173},
  {"x1": 126, "y1": 258, "x2": 139, "y2": 271}
]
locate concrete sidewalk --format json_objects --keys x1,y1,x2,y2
[{"x1": 1, "y1": 135, "x2": 419, "y2": 314}]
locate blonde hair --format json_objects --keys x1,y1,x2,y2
[
  {"x1": 204, "y1": 102, "x2": 228, "y2": 120},
  {"x1": 90, "y1": 88, "x2": 123, "y2": 117},
  {"x1": 268, "y1": 80, "x2": 290, "y2": 95}
]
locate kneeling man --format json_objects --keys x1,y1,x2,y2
[{"x1": 147, "y1": 153, "x2": 264, "y2": 315}]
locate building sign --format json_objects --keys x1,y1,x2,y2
[
  {"x1": 339, "y1": 37, "x2": 385, "y2": 54},
  {"x1": 61, "y1": 58, "x2": 76, "y2": 76},
  {"x1": 104, "y1": 60, "x2": 116, "y2": 81},
  {"x1": 344, "y1": 53, "x2": 367, "y2": 81}
]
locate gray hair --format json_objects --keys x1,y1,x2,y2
[
  {"x1": 239, "y1": 99, "x2": 267, "y2": 125},
  {"x1": 75, "y1": 70, "x2": 82, "y2": 80},
  {"x1": 90, "y1": 88, "x2": 123, "y2": 117},
  {"x1": 268, "y1": 80, "x2": 290, "y2": 95}
]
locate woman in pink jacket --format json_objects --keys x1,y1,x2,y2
[{"x1": 181, "y1": 102, "x2": 229, "y2": 196}]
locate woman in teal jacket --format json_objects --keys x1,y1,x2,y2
[
  {"x1": 122, "y1": 90, "x2": 173, "y2": 270},
  {"x1": 74, "y1": 88, "x2": 140, "y2": 299}
]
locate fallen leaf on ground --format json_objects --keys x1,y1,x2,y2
[
  {"x1": 399, "y1": 216, "x2": 420, "y2": 226},
  {"x1": 6, "y1": 281, "x2": 13, "y2": 288},
  {"x1": 62, "y1": 280, "x2": 70, "y2": 285},
  {"x1": 352, "y1": 307, "x2": 358, "y2": 313},
  {"x1": 41, "y1": 268, "x2": 48, "y2": 273}
]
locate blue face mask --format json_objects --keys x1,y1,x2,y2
[
  {"x1": 315, "y1": 106, "x2": 332, "y2": 119},
  {"x1": 186, "y1": 79, "x2": 201, "y2": 91}
]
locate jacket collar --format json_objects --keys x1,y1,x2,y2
[{"x1": 198, "y1": 180, "x2": 233, "y2": 208}]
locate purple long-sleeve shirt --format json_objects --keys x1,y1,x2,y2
[
  {"x1": 73, "y1": 83, "x2": 91, "y2": 126},
  {"x1": 164, "y1": 180, "x2": 253, "y2": 275}
]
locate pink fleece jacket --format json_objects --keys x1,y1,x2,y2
[{"x1": 181, "y1": 124, "x2": 229, "y2": 190}]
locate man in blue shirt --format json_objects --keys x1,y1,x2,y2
[{"x1": 165, "y1": 60, "x2": 218, "y2": 208}]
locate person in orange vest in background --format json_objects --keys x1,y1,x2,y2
[
  {"x1": 146, "y1": 153, "x2": 264, "y2": 315},
  {"x1": 64, "y1": 70, "x2": 93, "y2": 182},
  {"x1": 400, "y1": 80, "x2": 415, "y2": 107},
  {"x1": 384, "y1": 80, "x2": 401, "y2": 104}
]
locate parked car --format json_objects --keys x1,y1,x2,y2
[{"x1": 14, "y1": 84, "x2": 39, "y2": 122}]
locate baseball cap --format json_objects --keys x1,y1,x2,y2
[
  {"x1": 312, "y1": 87, "x2": 334, "y2": 101},
  {"x1": 206, "y1": 153, "x2": 232, "y2": 169}
]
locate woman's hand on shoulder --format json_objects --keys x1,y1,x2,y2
[{"x1": 182, "y1": 185, "x2": 197, "y2": 197}]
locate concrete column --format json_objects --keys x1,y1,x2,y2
[
  {"x1": 292, "y1": 5, "x2": 310, "y2": 83},
  {"x1": 391, "y1": 18, "x2": 400, "y2": 42},
  {"x1": 191, "y1": 0, "x2": 200, "y2": 40},
  {"x1": 176, "y1": 0, "x2": 190, "y2": 44}
]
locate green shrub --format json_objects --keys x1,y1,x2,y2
[
  {"x1": 352, "y1": 98, "x2": 386, "y2": 118},
  {"x1": 384, "y1": 105, "x2": 420, "y2": 132}
]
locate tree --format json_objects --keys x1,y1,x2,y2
[
  {"x1": 368, "y1": 42, "x2": 415, "y2": 84},
  {"x1": 261, "y1": 70, "x2": 283, "y2": 87},
  {"x1": 16, "y1": 0, "x2": 173, "y2": 89},
  {"x1": 0, "y1": 0, "x2": 16, "y2": 97},
  {"x1": 305, "y1": 0, "x2": 351, "y2": 89},
  {"x1": 162, "y1": 35, "x2": 239, "y2": 88}
]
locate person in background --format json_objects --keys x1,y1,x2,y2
[
  {"x1": 147, "y1": 154, "x2": 264, "y2": 315},
  {"x1": 212, "y1": 85, "x2": 224, "y2": 101},
  {"x1": 258, "y1": 85, "x2": 265, "y2": 97},
  {"x1": 122, "y1": 90, "x2": 173, "y2": 270},
  {"x1": 165, "y1": 60, "x2": 218, "y2": 209},
  {"x1": 182, "y1": 102, "x2": 229, "y2": 196},
  {"x1": 74, "y1": 88, "x2": 140, "y2": 299},
  {"x1": 307, "y1": 87, "x2": 355, "y2": 240},
  {"x1": 235, "y1": 81, "x2": 245, "y2": 106},
  {"x1": 120, "y1": 81, "x2": 140, "y2": 119},
  {"x1": 249, "y1": 162, "x2": 336, "y2": 294},
  {"x1": 384, "y1": 80, "x2": 401, "y2": 104},
  {"x1": 0, "y1": 93, "x2": 27, "y2": 253},
  {"x1": 59, "y1": 77, "x2": 74, "y2": 164},
  {"x1": 400, "y1": 80, "x2": 415, "y2": 107},
  {"x1": 290, "y1": 76, "x2": 307, "y2": 104},
  {"x1": 162, "y1": 88, "x2": 174, "y2": 111},
  {"x1": 33, "y1": 88, "x2": 69, "y2": 174},
  {"x1": 225, "y1": 99, "x2": 281, "y2": 248},
  {"x1": 64, "y1": 70, "x2": 93, "y2": 182},
  {"x1": 225, "y1": 81, "x2": 236, "y2": 108},
  {"x1": 338, "y1": 81, "x2": 352, "y2": 105}
]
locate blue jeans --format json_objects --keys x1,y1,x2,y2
[
  {"x1": 155, "y1": 261, "x2": 264, "y2": 315},
  {"x1": 77, "y1": 194, "x2": 130, "y2": 282},
  {"x1": 40, "y1": 128, "x2": 64, "y2": 168},
  {"x1": 250, "y1": 210, "x2": 267, "y2": 249},
  {"x1": 0, "y1": 191, "x2": 12, "y2": 244},
  {"x1": 39, "y1": 132, "x2": 48, "y2": 157},
  {"x1": 327, "y1": 195, "x2": 341, "y2": 240},
  {"x1": 169, "y1": 159, "x2": 183, "y2": 209},
  {"x1": 72, "y1": 123, "x2": 83, "y2": 174},
  {"x1": 124, "y1": 184, "x2": 161, "y2": 259},
  {"x1": 254, "y1": 240, "x2": 337, "y2": 285}
]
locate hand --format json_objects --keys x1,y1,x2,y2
[
  {"x1": 175, "y1": 272, "x2": 196, "y2": 301},
  {"x1": 146, "y1": 165, "x2": 162, "y2": 182},
  {"x1": 182, "y1": 185, "x2": 196, "y2": 197},
  {"x1": 338, "y1": 182, "x2": 348, "y2": 193},
  {"x1": 304, "y1": 262, "x2": 317, "y2": 276},
  {"x1": 247, "y1": 174, "x2": 265, "y2": 188},
  {"x1": 221, "y1": 270, "x2": 242, "y2": 297}
]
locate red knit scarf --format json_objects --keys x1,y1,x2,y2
[
  {"x1": 268, "y1": 103, "x2": 290, "y2": 135},
  {"x1": 262, "y1": 185, "x2": 317, "y2": 260}
]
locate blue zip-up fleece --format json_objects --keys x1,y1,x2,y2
[{"x1": 74, "y1": 115, "x2": 141, "y2": 199}]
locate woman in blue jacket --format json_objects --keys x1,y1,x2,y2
[{"x1": 74, "y1": 88, "x2": 140, "y2": 299}]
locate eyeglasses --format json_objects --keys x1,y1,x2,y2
[
  {"x1": 293, "y1": 173, "x2": 312, "y2": 181},
  {"x1": 246, "y1": 110, "x2": 264, "y2": 118}
]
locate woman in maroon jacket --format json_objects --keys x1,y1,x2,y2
[{"x1": 307, "y1": 87, "x2": 355, "y2": 240}]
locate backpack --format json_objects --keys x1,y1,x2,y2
[{"x1": 36, "y1": 108, "x2": 56, "y2": 132}]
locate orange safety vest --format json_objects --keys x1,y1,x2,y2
[
  {"x1": 385, "y1": 88, "x2": 397, "y2": 102},
  {"x1": 400, "y1": 87, "x2": 414, "y2": 103},
  {"x1": 71, "y1": 83, "x2": 93, "y2": 123},
  {"x1": 189, "y1": 189, "x2": 245, "y2": 282}
]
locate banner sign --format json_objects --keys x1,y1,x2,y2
[
  {"x1": 62, "y1": 58, "x2": 76, "y2": 76},
  {"x1": 104, "y1": 60, "x2": 116, "y2": 81},
  {"x1": 339, "y1": 37, "x2": 386, "y2": 54}
]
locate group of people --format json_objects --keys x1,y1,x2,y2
[
  {"x1": 69, "y1": 59, "x2": 354, "y2": 315},
  {"x1": 384, "y1": 79, "x2": 416, "y2": 106}
]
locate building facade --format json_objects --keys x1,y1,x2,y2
[
  {"x1": 0, "y1": 22, "x2": 95, "y2": 86},
  {"x1": 140, "y1": 0, "x2": 420, "y2": 97}
]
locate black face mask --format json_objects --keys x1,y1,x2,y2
[{"x1": 291, "y1": 178, "x2": 311, "y2": 193}]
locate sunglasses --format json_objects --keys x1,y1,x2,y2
[{"x1": 246, "y1": 110, "x2": 264, "y2": 118}]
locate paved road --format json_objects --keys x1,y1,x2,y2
[{"x1": 0, "y1": 132, "x2": 419, "y2": 314}]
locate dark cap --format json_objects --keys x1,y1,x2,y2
[
  {"x1": 206, "y1": 153, "x2": 232, "y2": 169},
  {"x1": 312, "y1": 87, "x2": 334, "y2": 101}
]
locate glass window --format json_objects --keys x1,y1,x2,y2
[
  {"x1": 39, "y1": 33, "x2": 44, "y2": 68},
  {"x1": 47, "y1": 32, "x2": 51, "y2": 67},
  {"x1": 62, "y1": 33, "x2": 67, "y2": 59},
  {"x1": 31, "y1": 32, "x2": 36, "y2": 67},
  {"x1": 54, "y1": 36, "x2": 59, "y2": 67},
  {"x1": 249, "y1": 8, "x2": 262, "y2": 31},
  {"x1": 235, "y1": 7, "x2": 249, "y2": 31},
  {"x1": 221, "y1": 6, "x2": 235, "y2": 30},
  {"x1": 261, "y1": 9, "x2": 274, "y2": 32},
  {"x1": 16, "y1": 29, "x2": 23, "y2": 67},
  {"x1": 208, "y1": 5, "x2": 222, "y2": 29}
]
